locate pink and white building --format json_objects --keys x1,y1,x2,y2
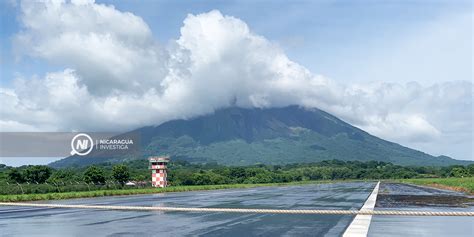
[{"x1": 149, "y1": 156, "x2": 170, "y2": 188}]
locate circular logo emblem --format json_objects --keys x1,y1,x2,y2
[{"x1": 70, "y1": 133, "x2": 94, "y2": 156}]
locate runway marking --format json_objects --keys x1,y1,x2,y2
[{"x1": 343, "y1": 181, "x2": 380, "y2": 237}]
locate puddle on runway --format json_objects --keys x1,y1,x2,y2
[{"x1": 376, "y1": 183, "x2": 473, "y2": 208}]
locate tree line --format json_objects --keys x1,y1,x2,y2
[
  {"x1": 0, "y1": 164, "x2": 131, "y2": 185},
  {"x1": 1, "y1": 160, "x2": 473, "y2": 187}
]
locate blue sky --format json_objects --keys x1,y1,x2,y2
[
  {"x1": 0, "y1": 0, "x2": 472, "y2": 165},
  {"x1": 108, "y1": 0, "x2": 472, "y2": 84},
  {"x1": 1, "y1": 0, "x2": 472, "y2": 85}
]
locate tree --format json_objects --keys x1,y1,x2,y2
[
  {"x1": 229, "y1": 167, "x2": 246, "y2": 181},
  {"x1": 467, "y1": 164, "x2": 474, "y2": 176},
  {"x1": 170, "y1": 170, "x2": 194, "y2": 185},
  {"x1": 23, "y1": 165, "x2": 52, "y2": 183},
  {"x1": 191, "y1": 172, "x2": 212, "y2": 185},
  {"x1": 112, "y1": 164, "x2": 130, "y2": 184},
  {"x1": 83, "y1": 166, "x2": 106, "y2": 184},
  {"x1": 7, "y1": 168, "x2": 25, "y2": 183},
  {"x1": 48, "y1": 169, "x2": 76, "y2": 183},
  {"x1": 450, "y1": 167, "x2": 469, "y2": 178},
  {"x1": 244, "y1": 172, "x2": 272, "y2": 184}
]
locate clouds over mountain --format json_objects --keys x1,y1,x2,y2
[{"x1": 1, "y1": 0, "x2": 472, "y2": 159}]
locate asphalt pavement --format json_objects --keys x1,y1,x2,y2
[{"x1": 0, "y1": 182, "x2": 472, "y2": 237}]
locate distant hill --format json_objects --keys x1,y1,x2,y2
[{"x1": 50, "y1": 106, "x2": 471, "y2": 168}]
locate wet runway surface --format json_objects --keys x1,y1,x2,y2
[
  {"x1": 1, "y1": 182, "x2": 472, "y2": 237},
  {"x1": 0, "y1": 182, "x2": 375, "y2": 237},
  {"x1": 370, "y1": 183, "x2": 474, "y2": 237},
  {"x1": 377, "y1": 183, "x2": 473, "y2": 207}
]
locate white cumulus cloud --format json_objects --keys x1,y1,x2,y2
[{"x1": 2, "y1": 0, "x2": 472, "y2": 160}]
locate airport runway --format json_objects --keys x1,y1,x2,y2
[
  {"x1": 370, "y1": 182, "x2": 474, "y2": 237},
  {"x1": 0, "y1": 182, "x2": 472, "y2": 236}
]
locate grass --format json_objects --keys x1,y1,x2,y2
[
  {"x1": 397, "y1": 177, "x2": 474, "y2": 194},
  {"x1": 2, "y1": 177, "x2": 471, "y2": 202},
  {"x1": 0, "y1": 180, "x2": 350, "y2": 202}
]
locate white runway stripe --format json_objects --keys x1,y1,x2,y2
[{"x1": 343, "y1": 181, "x2": 380, "y2": 237}]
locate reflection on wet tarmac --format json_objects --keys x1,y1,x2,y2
[
  {"x1": 0, "y1": 182, "x2": 375, "y2": 237},
  {"x1": 1, "y1": 182, "x2": 472, "y2": 237},
  {"x1": 370, "y1": 183, "x2": 473, "y2": 237}
]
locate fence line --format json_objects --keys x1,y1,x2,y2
[
  {"x1": 0, "y1": 202, "x2": 473, "y2": 216},
  {"x1": 0, "y1": 181, "x2": 152, "y2": 195}
]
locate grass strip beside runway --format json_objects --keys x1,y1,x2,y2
[{"x1": 398, "y1": 177, "x2": 474, "y2": 194}]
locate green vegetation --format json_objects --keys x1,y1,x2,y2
[
  {"x1": 83, "y1": 165, "x2": 106, "y2": 184},
  {"x1": 398, "y1": 177, "x2": 474, "y2": 194},
  {"x1": 7, "y1": 165, "x2": 52, "y2": 183},
  {"x1": 112, "y1": 164, "x2": 131, "y2": 184},
  {"x1": 1, "y1": 160, "x2": 473, "y2": 199}
]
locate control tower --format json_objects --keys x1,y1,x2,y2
[{"x1": 149, "y1": 156, "x2": 170, "y2": 188}]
